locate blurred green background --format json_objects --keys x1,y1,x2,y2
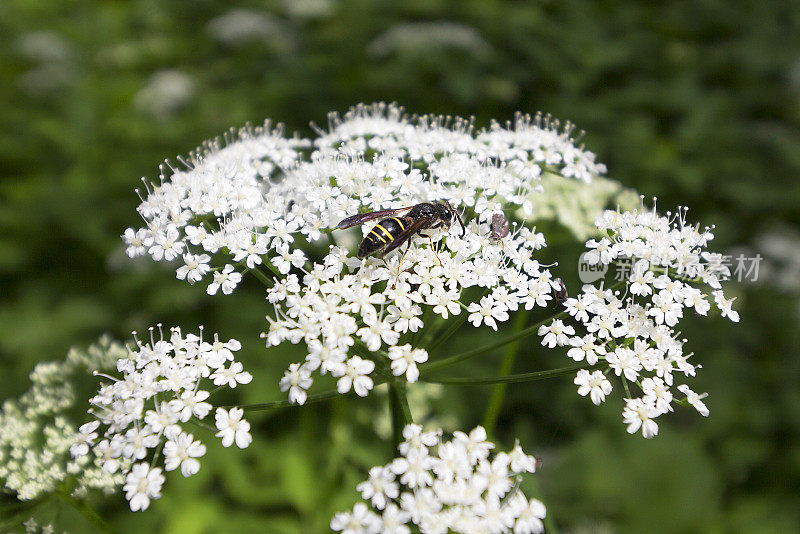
[{"x1": 1, "y1": 0, "x2": 799, "y2": 532}]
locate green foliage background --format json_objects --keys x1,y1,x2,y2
[{"x1": 1, "y1": 0, "x2": 799, "y2": 532}]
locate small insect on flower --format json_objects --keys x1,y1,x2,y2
[
  {"x1": 337, "y1": 201, "x2": 466, "y2": 259},
  {"x1": 489, "y1": 212, "x2": 510, "y2": 243},
  {"x1": 554, "y1": 277, "x2": 568, "y2": 306}
]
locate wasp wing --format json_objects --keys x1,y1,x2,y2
[
  {"x1": 337, "y1": 206, "x2": 414, "y2": 229},
  {"x1": 379, "y1": 214, "x2": 435, "y2": 256}
]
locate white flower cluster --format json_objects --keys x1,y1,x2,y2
[
  {"x1": 0, "y1": 336, "x2": 123, "y2": 501},
  {"x1": 73, "y1": 326, "x2": 253, "y2": 511},
  {"x1": 122, "y1": 121, "x2": 310, "y2": 295},
  {"x1": 272, "y1": 218, "x2": 556, "y2": 404},
  {"x1": 540, "y1": 206, "x2": 736, "y2": 437},
  {"x1": 331, "y1": 424, "x2": 546, "y2": 534},
  {"x1": 123, "y1": 102, "x2": 605, "y2": 297}
]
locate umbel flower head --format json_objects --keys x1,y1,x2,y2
[
  {"x1": 541, "y1": 204, "x2": 736, "y2": 438},
  {"x1": 332, "y1": 424, "x2": 546, "y2": 534},
  {"x1": 124, "y1": 103, "x2": 607, "y2": 404},
  {"x1": 0, "y1": 337, "x2": 126, "y2": 501},
  {"x1": 73, "y1": 325, "x2": 253, "y2": 511}
]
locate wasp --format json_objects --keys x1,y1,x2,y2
[{"x1": 337, "y1": 201, "x2": 465, "y2": 259}]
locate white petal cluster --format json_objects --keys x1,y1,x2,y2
[
  {"x1": 332, "y1": 424, "x2": 546, "y2": 534},
  {"x1": 122, "y1": 122, "x2": 309, "y2": 294},
  {"x1": 123, "y1": 102, "x2": 605, "y2": 298},
  {"x1": 544, "y1": 206, "x2": 735, "y2": 437},
  {"x1": 0, "y1": 337, "x2": 125, "y2": 501},
  {"x1": 74, "y1": 326, "x2": 253, "y2": 511},
  {"x1": 317, "y1": 103, "x2": 605, "y2": 185},
  {"x1": 123, "y1": 104, "x2": 608, "y2": 405},
  {"x1": 270, "y1": 219, "x2": 556, "y2": 404}
]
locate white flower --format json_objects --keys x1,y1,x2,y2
[
  {"x1": 538, "y1": 319, "x2": 574, "y2": 348},
  {"x1": 584, "y1": 238, "x2": 615, "y2": 265},
  {"x1": 163, "y1": 432, "x2": 206, "y2": 477},
  {"x1": 209, "y1": 361, "x2": 253, "y2": 388},
  {"x1": 622, "y1": 398, "x2": 659, "y2": 438},
  {"x1": 357, "y1": 315, "x2": 400, "y2": 352},
  {"x1": 391, "y1": 447, "x2": 435, "y2": 489},
  {"x1": 279, "y1": 363, "x2": 313, "y2": 404},
  {"x1": 169, "y1": 389, "x2": 212, "y2": 422},
  {"x1": 574, "y1": 369, "x2": 612, "y2": 405},
  {"x1": 641, "y1": 376, "x2": 673, "y2": 414},
  {"x1": 215, "y1": 407, "x2": 252, "y2": 449},
  {"x1": 606, "y1": 347, "x2": 642, "y2": 382},
  {"x1": 677, "y1": 384, "x2": 710, "y2": 416},
  {"x1": 207, "y1": 264, "x2": 242, "y2": 295},
  {"x1": 567, "y1": 334, "x2": 606, "y2": 365},
  {"x1": 333, "y1": 357, "x2": 375, "y2": 397},
  {"x1": 378, "y1": 503, "x2": 411, "y2": 534},
  {"x1": 467, "y1": 295, "x2": 509, "y2": 331},
  {"x1": 123, "y1": 463, "x2": 164, "y2": 512},
  {"x1": 176, "y1": 253, "x2": 211, "y2": 283},
  {"x1": 126, "y1": 104, "x2": 610, "y2": 405},
  {"x1": 712, "y1": 290, "x2": 739, "y2": 322},
  {"x1": 357, "y1": 466, "x2": 399, "y2": 510},
  {"x1": 123, "y1": 228, "x2": 153, "y2": 258},
  {"x1": 508, "y1": 441, "x2": 538, "y2": 474},
  {"x1": 453, "y1": 426, "x2": 494, "y2": 464},
  {"x1": 398, "y1": 423, "x2": 440, "y2": 456},
  {"x1": 387, "y1": 345, "x2": 429, "y2": 383},
  {"x1": 70, "y1": 421, "x2": 99, "y2": 458},
  {"x1": 511, "y1": 495, "x2": 546, "y2": 534},
  {"x1": 149, "y1": 226, "x2": 184, "y2": 261},
  {"x1": 629, "y1": 260, "x2": 654, "y2": 295},
  {"x1": 331, "y1": 502, "x2": 382, "y2": 533}
]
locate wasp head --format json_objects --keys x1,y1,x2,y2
[{"x1": 436, "y1": 201, "x2": 465, "y2": 237}]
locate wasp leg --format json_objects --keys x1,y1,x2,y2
[
  {"x1": 429, "y1": 236, "x2": 443, "y2": 267},
  {"x1": 393, "y1": 240, "x2": 413, "y2": 289}
]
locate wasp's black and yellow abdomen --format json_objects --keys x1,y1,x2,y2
[{"x1": 357, "y1": 217, "x2": 406, "y2": 258}]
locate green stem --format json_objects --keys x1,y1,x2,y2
[
  {"x1": 234, "y1": 389, "x2": 344, "y2": 411},
  {"x1": 424, "y1": 311, "x2": 470, "y2": 354},
  {"x1": 246, "y1": 266, "x2": 275, "y2": 287},
  {"x1": 65, "y1": 495, "x2": 113, "y2": 533},
  {"x1": 388, "y1": 380, "x2": 414, "y2": 447},
  {"x1": 482, "y1": 310, "x2": 528, "y2": 435},
  {"x1": 235, "y1": 374, "x2": 395, "y2": 412},
  {"x1": 420, "y1": 362, "x2": 605, "y2": 385},
  {"x1": 422, "y1": 309, "x2": 569, "y2": 375}
]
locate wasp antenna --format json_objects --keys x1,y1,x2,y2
[{"x1": 455, "y1": 210, "x2": 466, "y2": 237}]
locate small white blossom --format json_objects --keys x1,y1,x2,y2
[
  {"x1": 207, "y1": 264, "x2": 242, "y2": 295},
  {"x1": 622, "y1": 398, "x2": 659, "y2": 438},
  {"x1": 333, "y1": 357, "x2": 375, "y2": 397},
  {"x1": 574, "y1": 369, "x2": 613, "y2": 405},
  {"x1": 123, "y1": 463, "x2": 164, "y2": 512},
  {"x1": 387, "y1": 345, "x2": 429, "y2": 383},
  {"x1": 163, "y1": 432, "x2": 206, "y2": 477},
  {"x1": 215, "y1": 407, "x2": 252, "y2": 449},
  {"x1": 280, "y1": 363, "x2": 314, "y2": 404}
]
